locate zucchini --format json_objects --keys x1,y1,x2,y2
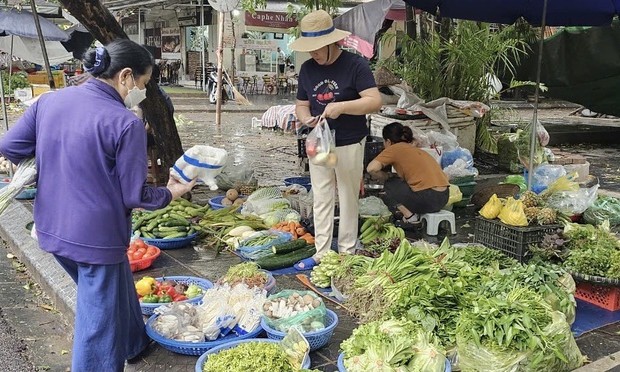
[
  {"x1": 256, "y1": 246, "x2": 316, "y2": 271},
  {"x1": 272, "y1": 239, "x2": 307, "y2": 254}
]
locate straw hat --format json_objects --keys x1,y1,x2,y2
[{"x1": 290, "y1": 10, "x2": 350, "y2": 52}]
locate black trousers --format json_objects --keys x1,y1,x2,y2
[{"x1": 381, "y1": 178, "x2": 449, "y2": 215}]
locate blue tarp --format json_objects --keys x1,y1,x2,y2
[{"x1": 402, "y1": 0, "x2": 620, "y2": 26}]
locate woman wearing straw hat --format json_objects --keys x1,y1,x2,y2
[{"x1": 291, "y1": 10, "x2": 382, "y2": 270}]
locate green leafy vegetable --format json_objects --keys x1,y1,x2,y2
[{"x1": 203, "y1": 342, "x2": 294, "y2": 372}]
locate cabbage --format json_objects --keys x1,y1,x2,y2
[
  {"x1": 341, "y1": 319, "x2": 447, "y2": 372},
  {"x1": 408, "y1": 332, "x2": 447, "y2": 372}
]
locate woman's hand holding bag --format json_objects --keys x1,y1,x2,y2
[{"x1": 305, "y1": 118, "x2": 338, "y2": 168}]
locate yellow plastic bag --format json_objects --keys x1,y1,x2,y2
[
  {"x1": 498, "y1": 197, "x2": 528, "y2": 227},
  {"x1": 479, "y1": 194, "x2": 502, "y2": 219},
  {"x1": 447, "y1": 184, "x2": 463, "y2": 205}
]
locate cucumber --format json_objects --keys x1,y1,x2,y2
[
  {"x1": 163, "y1": 231, "x2": 188, "y2": 239},
  {"x1": 255, "y1": 246, "x2": 316, "y2": 271},
  {"x1": 272, "y1": 239, "x2": 308, "y2": 254}
]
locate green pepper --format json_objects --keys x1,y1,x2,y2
[
  {"x1": 141, "y1": 294, "x2": 159, "y2": 303},
  {"x1": 158, "y1": 294, "x2": 173, "y2": 303}
]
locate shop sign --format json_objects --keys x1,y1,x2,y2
[
  {"x1": 245, "y1": 11, "x2": 296, "y2": 30},
  {"x1": 237, "y1": 38, "x2": 277, "y2": 51}
]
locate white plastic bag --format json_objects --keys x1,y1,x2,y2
[
  {"x1": 171, "y1": 145, "x2": 228, "y2": 190},
  {"x1": 305, "y1": 119, "x2": 338, "y2": 168}
]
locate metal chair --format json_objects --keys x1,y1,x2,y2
[
  {"x1": 194, "y1": 67, "x2": 203, "y2": 89},
  {"x1": 261, "y1": 75, "x2": 276, "y2": 94}
]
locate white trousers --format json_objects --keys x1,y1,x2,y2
[{"x1": 309, "y1": 139, "x2": 365, "y2": 260}]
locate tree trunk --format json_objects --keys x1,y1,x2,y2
[{"x1": 58, "y1": 0, "x2": 184, "y2": 185}]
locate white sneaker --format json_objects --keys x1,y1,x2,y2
[{"x1": 402, "y1": 214, "x2": 420, "y2": 224}]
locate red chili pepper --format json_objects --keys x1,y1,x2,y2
[{"x1": 173, "y1": 295, "x2": 188, "y2": 302}]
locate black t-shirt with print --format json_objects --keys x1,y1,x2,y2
[{"x1": 297, "y1": 50, "x2": 376, "y2": 147}]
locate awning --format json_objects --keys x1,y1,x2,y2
[
  {"x1": 402, "y1": 0, "x2": 620, "y2": 26},
  {"x1": 0, "y1": 36, "x2": 73, "y2": 65}
]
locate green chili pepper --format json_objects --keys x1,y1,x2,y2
[
  {"x1": 158, "y1": 294, "x2": 173, "y2": 303},
  {"x1": 142, "y1": 294, "x2": 160, "y2": 303}
]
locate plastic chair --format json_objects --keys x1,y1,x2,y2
[{"x1": 420, "y1": 210, "x2": 456, "y2": 236}]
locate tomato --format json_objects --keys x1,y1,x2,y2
[
  {"x1": 127, "y1": 253, "x2": 133, "y2": 261},
  {"x1": 132, "y1": 251, "x2": 144, "y2": 260},
  {"x1": 134, "y1": 238, "x2": 146, "y2": 249},
  {"x1": 146, "y1": 246, "x2": 158, "y2": 256},
  {"x1": 137, "y1": 248, "x2": 147, "y2": 255},
  {"x1": 143, "y1": 252, "x2": 153, "y2": 259}
]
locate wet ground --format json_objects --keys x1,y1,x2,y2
[{"x1": 2, "y1": 94, "x2": 620, "y2": 370}]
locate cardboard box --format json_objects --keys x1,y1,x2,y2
[
  {"x1": 31, "y1": 84, "x2": 51, "y2": 97},
  {"x1": 27, "y1": 71, "x2": 65, "y2": 88}
]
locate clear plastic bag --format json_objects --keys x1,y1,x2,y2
[
  {"x1": 215, "y1": 161, "x2": 258, "y2": 191},
  {"x1": 306, "y1": 119, "x2": 338, "y2": 168},
  {"x1": 198, "y1": 286, "x2": 239, "y2": 340},
  {"x1": 583, "y1": 196, "x2": 620, "y2": 226},
  {"x1": 410, "y1": 127, "x2": 430, "y2": 148},
  {"x1": 358, "y1": 196, "x2": 391, "y2": 217},
  {"x1": 546, "y1": 185, "x2": 599, "y2": 216},
  {"x1": 537, "y1": 121, "x2": 550, "y2": 147},
  {"x1": 531, "y1": 165, "x2": 566, "y2": 190},
  {"x1": 447, "y1": 184, "x2": 463, "y2": 205},
  {"x1": 428, "y1": 130, "x2": 459, "y2": 152},
  {"x1": 523, "y1": 312, "x2": 584, "y2": 371},
  {"x1": 262, "y1": 290, "x2": 326, "y2": 333},
  {"x1": 280, "y1": 328, "x2": 310, "y2": 370},
  {"x1": 441, "y1": 147, "x2": 473, "y2": 169}
]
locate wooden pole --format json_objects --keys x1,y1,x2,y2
[
  {"x1": 30, "y1": 0, "x2": 55, "y2": 89},
  {"x1": 215, "y1": 10, "x2": 225, "y2": 127}
]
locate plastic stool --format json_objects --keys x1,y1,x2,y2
[{"x1": 420, "y1": 210, "x2": 456, "y2": 236}]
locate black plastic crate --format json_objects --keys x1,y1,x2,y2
[
  {"x1": 364, "y1": 136, "x2": 384, "y2": 169},
  {"x1": 297, "y1": 137, "x2": 307, "y2": 158},
  {"x1": 474, "y1": 217, "x2": 561, "y2": 263}
]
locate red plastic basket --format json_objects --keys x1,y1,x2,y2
[
  {"x1": 575, "y1": 282, "x2": 620, "y2": 311},
  {"x1": 129, "y1": 246, "x2": 161, "y2": 272}
]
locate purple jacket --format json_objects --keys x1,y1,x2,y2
[{"x1": 0, "y1": 79, "x2": 172, "y2": 264}]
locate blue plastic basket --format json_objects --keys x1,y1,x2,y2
[
  {"x1": 261, "y1": 309, "x2": 338, "y2": 351},
  {"x1": 337, "y1": 352, "x2": 452, "y2": 372},
  {"x1": 194, "y1": 338, "x2": 311, "y2": 372},
  {"x1": 262, "y1": 269, "x2": 277, "y2": 295},
  {"x1": 0, "y1": 181, "x2": 37, "y2": 200},
  {"x1": 146, "y1": 314, "x2": 264, "y2": 356},
  {"x1": 284, "y1": 176, "x2": 312, "y2": 191},
  {"x1": 140, "y1": 276, "x2": 213, "y2": 316},
  {"x1": 142, "y1": 232, "x2": 198, "y2": 250},
  {"x1": 208, "y1": 195, "x2": 246, "y2": 211},
  {"x1": 208, "y1": 195, "x2": 227, "y2": 210}
]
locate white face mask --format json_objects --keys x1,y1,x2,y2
[{"x1": 124, "y1": 75, "x2": 147, "y2": 109}]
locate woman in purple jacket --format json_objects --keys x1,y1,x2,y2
[{"x1": 0, "y1": 39, "x2": 195, "y2": 371}]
